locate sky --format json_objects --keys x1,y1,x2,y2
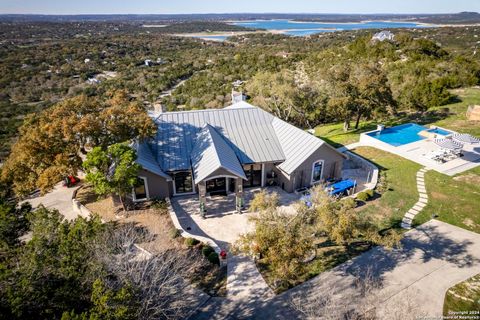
[{"x1": 0, "y1": 0, "x2": 479, "y2": 15}]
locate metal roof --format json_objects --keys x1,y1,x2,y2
[
  {"x1": 154, "y1": 104, "x2": 285, "y2": 171},
  {"x1": 272, "y1": 117, "x2": 324, "y2": 174},
  {"x1": 134, "y1": 141, "x2": 172, "y2": 180},
  {"x1": 145, "y1": 102, "x2": 344, "y2": 177},
  {"x1": 191, "y1": 124, "x2": 247, "y2": 184}
]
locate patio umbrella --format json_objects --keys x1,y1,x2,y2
[
  {"x1": 452, "y1": 133, "x2": 480, "y2": 144},
  {"x1": 434, "y1": 138, "x2": 463, "y2": 150}
]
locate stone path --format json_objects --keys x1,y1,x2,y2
[{"x1": 401, "y1": 167, "x2": 430, "y2": 229}]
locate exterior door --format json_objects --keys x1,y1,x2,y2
[{"x1": 206, "y1": 178, "x2": 227, "y2": 195}]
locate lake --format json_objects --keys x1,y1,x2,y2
[{"x1": 230, "y1": 19, "x2": 432, "y2": 36}]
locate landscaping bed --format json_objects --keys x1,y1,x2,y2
[
  {"x1": 257, "y1": 238, "x2": 372, "y2": 293},
  {"x1": 76, "y1": 185, "x2": 227, "y2": 296}
]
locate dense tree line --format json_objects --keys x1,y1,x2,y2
[{"x1": 0, "y1": 200, "x2": 207, "y2": 320}]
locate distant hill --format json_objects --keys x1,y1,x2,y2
[{"x1": 0, "y1": 12, "x2": 479, "y2": 25}]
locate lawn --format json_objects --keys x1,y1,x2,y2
[
  {"x1": 352, "y1": 146, "x2": 422, "y2": 229},
  {"x1": 315, "y1": 87, "x2": 480, "y2": 147},
  {"x1": 443, "y1": 274, "x2": 480, "y2": 315},
  {"x1": 413, "y1": 166, "x2": 480, "y2": 233}
]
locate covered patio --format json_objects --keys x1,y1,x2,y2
[{"x1": 170, "y1": 187, "x2": 300, "y2": 244}]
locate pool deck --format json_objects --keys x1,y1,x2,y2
[{"x1": 360, "y1": 129, "x2": 480, "y2": 176}]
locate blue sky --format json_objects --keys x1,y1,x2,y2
[{"x1": 1, "y1": 0, "x2": 479, "y2": 15}]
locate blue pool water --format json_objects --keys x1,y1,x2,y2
[
  {"x1": 426, "y1": 128, "x2": 451, "y2": 135},
  {"x1": 230, "y1": 20, "x2": 431, "y2": 36},
  {"x1": 367, "y1": 123, "x2": 427, "y2": 147}
]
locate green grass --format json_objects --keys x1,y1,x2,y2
[
  {"x1": 430, "y1": 88, "x2": 480, "y2": 137},
  {"x1": 352, "y1": 147, "x2": 422, "y2": 229},
  {"x1": 315, "y1": 87, "x2": 480, "y2": 148},
  {"x1": 443, "y1": 274, "x2": 480, "y2": 315},
  {"x1": 413, "y1": 166, "x2": 480, "y2": 233}
]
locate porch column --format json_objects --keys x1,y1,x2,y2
[
  {"x1": 261, "y1": 163, "x2": 265, "y2": 187},
  {"x1": 198, "y1": 181, "x2": 207, "y2": 218},
  {"x1": 235, "y1": 177, "x2": 244, "y2": 214}
]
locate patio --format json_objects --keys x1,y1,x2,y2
[
  {"x1": 170, "y1": 187, "x2": 300, "y2": 244},
  {"x1": 360, "y1": 130, "x2": 480, "y2": 176}
]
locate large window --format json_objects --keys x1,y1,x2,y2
[
  {"x1": 311, "y1": 160, "x2": 324, "y2": 184},
  {"x1": 174, "y1": 171, "x2": 193, "y2": 194},
  {"x1": 133, "y1": 177, "x2": 149, "y2": 201},
  {"x1": 243, "y1": 164, "x2": 262, "y2": 188}
]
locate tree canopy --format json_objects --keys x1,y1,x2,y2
[{"x1": 1, "y1": 91, "x2": 155, "y2": 196}]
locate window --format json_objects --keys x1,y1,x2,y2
[
  {"x1": 311, "y1": 160, "x2": 324, "y2": 184},
  {"x1": 133, "y1": 177, "x2": 149, "y2": 201},
  {"x1": 243, "y1": 164, "x2": 262, "y2": 188},
  {"x1": 174, "y1": 171, "x2": 193, "y2": 194}
]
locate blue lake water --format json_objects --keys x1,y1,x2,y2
[
  {"x1": 231, "y1": 20, "x2": 431, "y2": 36},
  {"x1": 192, "y1": 35, "x2": 229, "y2": 41}
]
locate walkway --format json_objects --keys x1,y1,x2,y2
[
  {"x1": 401, "y1": 167, "x2": 430, "y2": 229},
  {"x1": 23, "y1": 181, "x2": 79, "y2": 220}
]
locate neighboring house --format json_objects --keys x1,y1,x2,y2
[
  {"x1": 372, "y1": 30, "x2": 395, "y2": 42},
  {"x1": 131, "y1": 101, "x2": 346, "y2": 211}
]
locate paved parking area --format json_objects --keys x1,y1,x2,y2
[{"x1": 23, "y1": 182, "x2": 79, "y2": 220}]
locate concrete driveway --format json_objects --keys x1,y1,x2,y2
[
  {"x1": 192, "y1": 220, "x2": 480, "y2": 319},
  {"x1": 24, "y1": 182, "x2": 79, "y2": 220}
]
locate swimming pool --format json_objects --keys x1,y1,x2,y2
[
  {"x1": 367, "y1": 123, "x2": 427, "y2": 146},
  {"x1": 426, "y1": 127, "x2": 451, "y2": 136}
]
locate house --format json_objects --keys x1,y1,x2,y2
[
  {"x1": 372, "y1": 31, "x2": 395, "y2": 42},
  {"x1": 131, "y1": 101, "x2": 347, "y2": 212}
]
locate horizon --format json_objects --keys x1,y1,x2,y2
[
  {"x1": 1, "y1": 0, "x2": 479, "y2": 15},
  {"x1": 1, "y1": 12, "x2": 479, "y2": 16}
]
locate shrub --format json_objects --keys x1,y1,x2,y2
[
  {"x1": 202, "y1": 245, "x2": 215, "y2": 257},
  {"x1": 207, "y1": 252, "x2": 220, "y2": 265},
  {"x1": 151, "y1": 198, "x2": 168, "y2": 211},
  {"x1": 375, "y1": 171, "x2": 388, "y2": 194},
  {"x1": 169, "y1": 228, "x2": 181, "y2": 239},
  {"x1": 184, "y1": 237, "x2": 200, "y2": 247},
  {"x1": 365, "y1": 189, "x2": 375, "y2": 198},
  {"x1": 249, "y1": 190, "x2": 279, "y2": 212},
  {"x1": 356, "y1": 191, "x2": 369, "y2": 202}
]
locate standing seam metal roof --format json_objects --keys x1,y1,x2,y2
[
  {"x1": 190, "y1": 124, "x2": 247, "y2": 183},
  {"x1": 155, "y1": 106, "x2": 285, "y2": 171},
  {"x1": 151, "y1": 101, "x2": 342, "y2": 177}
]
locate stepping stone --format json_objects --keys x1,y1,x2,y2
[
  {"x1": 415, "y1": 202, "x2": 427, "y2": 208},
  {"x1": 408, "y1": 208, "x2": 419, "y2": 215},
  {"x1": 418, "y1": 199, "x2": 428, "y2": 205},
  {"x1": 401, "y1": 224, "x2": 412, "y2": 230},
  {"x1": 418, "y1": 188, "x2": 427, "y2": 193},
  {"x1": 417, "y1": 181, "x2": 425, "y2": 186},
  {"x1": 413, "y1": 205, "x2": 425, "y2": 211},
  {"x1": 405, "y1": 212, "x2": 416, "y2": 219},
  {"x1": 402, "y1": 218, "x2": 413, "y2": 225}
]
